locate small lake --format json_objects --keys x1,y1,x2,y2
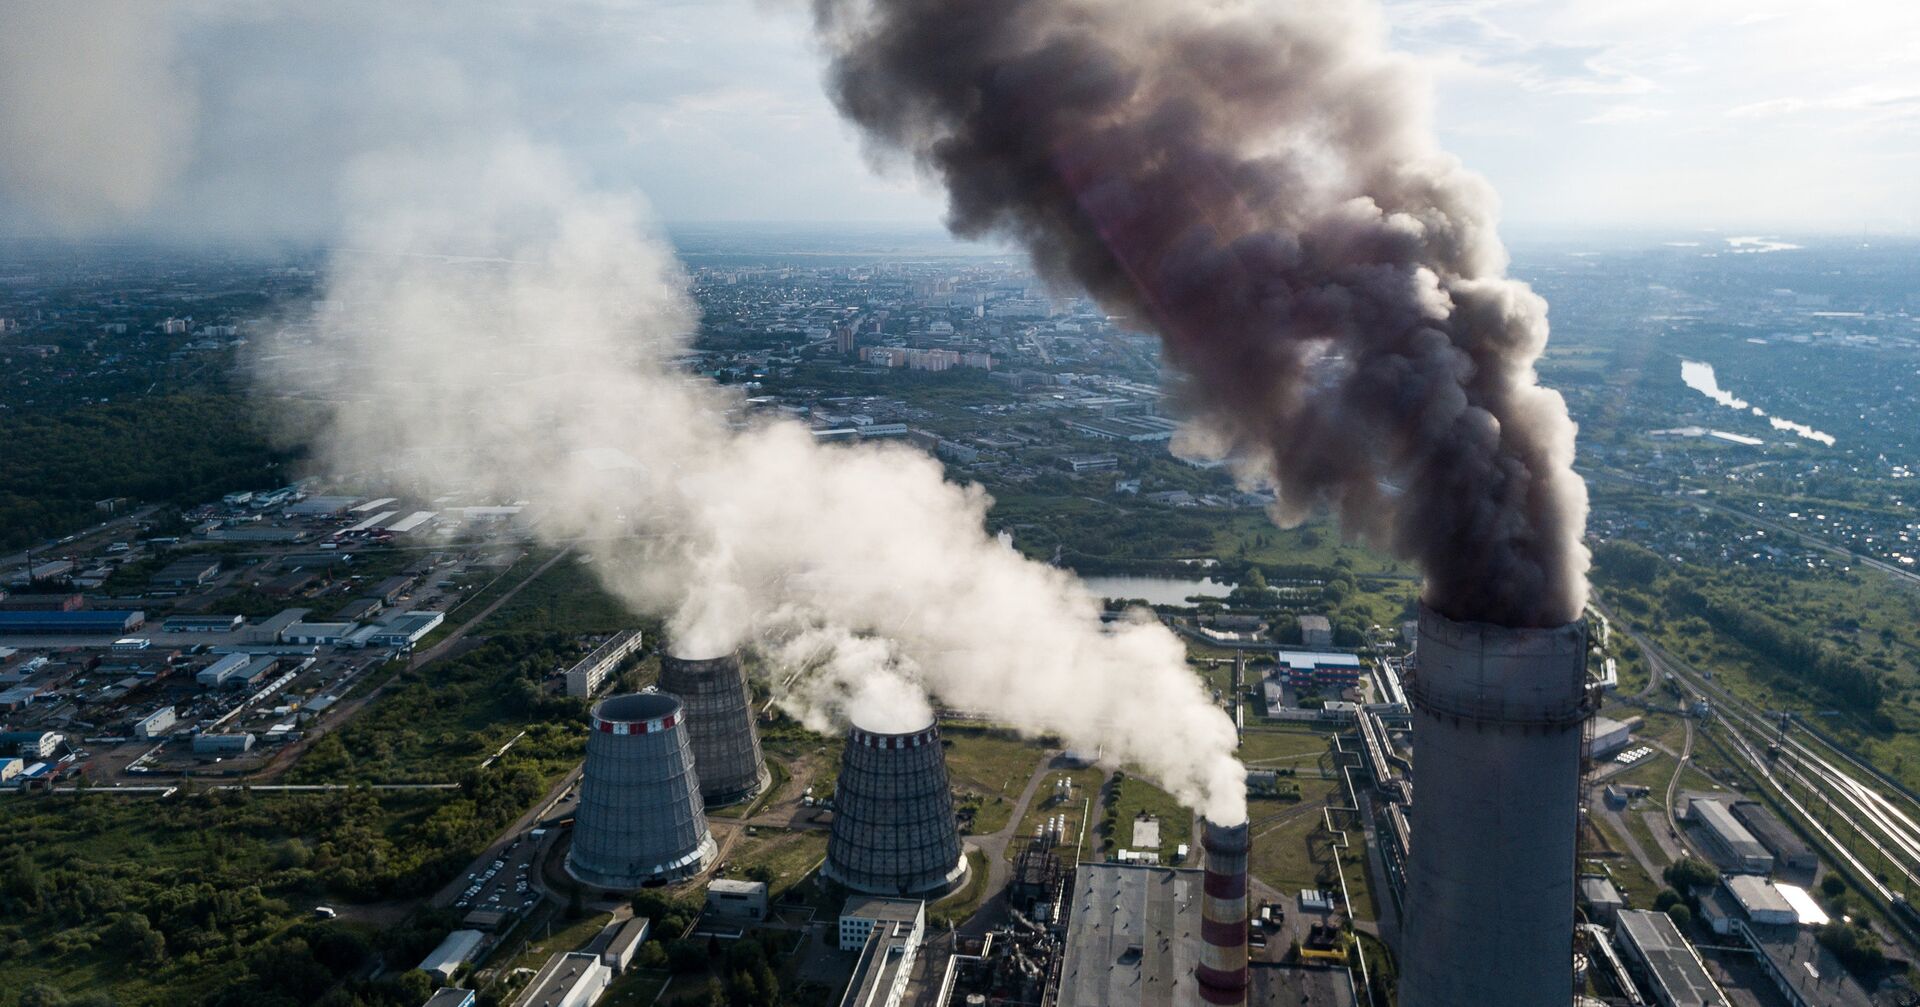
[
  {"x1": 1680, "y1": 360, "x2": 1835, "y2": 446},
  {"x1": 1079, "y1": 575, "x2": 1235, "y2": 606}
]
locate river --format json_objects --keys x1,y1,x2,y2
[
  {"x1": 1078, "y1": 574, "x2": 1235, "y2": 606},
  {"x1": 1680, "y1": 360, "x2": 1835, "y2": 446}
]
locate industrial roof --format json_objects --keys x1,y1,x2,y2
[
  {"x1": 709, "y1": 878, "x2": 768, "y2": 896},
  {"x1": 1692, "y1": 798, "x2": 1770, "y2": 863},
  {"x1": 841, "y1": 895, "x2": 921, "y2": 923},
  {"x1": 1271, "y1": 651, "x2": 1363, "y2": 672},
  {"x1": 1579, "y1": 876, "x2": 1623, "y2": 905},
  {"x1": 0, "y1": 610, "x2": 144, "y2": 633},
  {"x1": 512, "y1": 952, "x2": 603, "y2": 1007},
  {"x1": 1057, "y1": 862, "x2": 1205, "y2": 1007},
  {"x1": 1743, "y1": 924, "x2": 1876, "y2": 1007},
  {"x1": 1725, "y1": 875, "x2": 1796, "y2": 919},
  {"x1": 1616, "y1": 910, "x2": 1729, "y2": 1007},
  {"x1": 841, "y1": 924, "x2": 916, "y2": 1007},
  {"x1": 1775, "y1": 883, "x2": 1829, "y2": 926},
  {"x1": 418, "y1": 929, "x2": 484, "y2": 977}
]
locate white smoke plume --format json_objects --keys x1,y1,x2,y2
[
  {"x1": 0, "y1": 1, "x2": 197, "y2": 233},
  {"x1": 252, "y1": 137, "x2": 1247, "y2": 823}
]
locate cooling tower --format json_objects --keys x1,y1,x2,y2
[
  {"x1": 566, "y1": 692, "x2": 717, "y2": 889},
  {"x1": 659, "y1": 649, "x2": 769, "y2": 806},
  {"x1": 821, "y1": 718, "x2": 970, "y2": 897},
  {"x1": 1401, "y1": 606, "x2": 1592, "y2": 1007},
  {"x1": 1197, "y1": 819, "x2": 1250, "y2": 1007}
]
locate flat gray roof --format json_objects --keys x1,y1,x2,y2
[
  {"x1": 1616, "y1": 910, "x2": 1729, "y2": 1007},
  {"x1": 1692, "y1": 798, "x2": 1771, "y2": 862},
  {"x1": 1726, "y1": 875, "x2": 1795, "y2": 918},
  {"x1": 1057, "y1": 862, "x2": 1204, "y2": 1007},
  {"x1": 842, "y1": 895, "x2": 921, "y2": 923}
]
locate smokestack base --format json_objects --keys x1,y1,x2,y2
[{"x1": 1197, "y1": 817, "x2": 1250, "y2": 1007}]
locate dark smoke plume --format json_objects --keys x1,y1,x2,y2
[{"x1": 812, "y1": 0, "x2": 1588, "y2": 627}]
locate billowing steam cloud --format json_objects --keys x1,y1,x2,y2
[
  {"x1": 252, "y1": 138, "x2": 1246, "y2": 823},
  {"x1": 812, "y1": 0, "x2": 1589, "y2": 628},
  {"x1": 0, "y1": 1, "x2": 197, "y2": 232}
]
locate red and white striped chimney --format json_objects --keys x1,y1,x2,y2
[{"x1": 1197, "y1": 818, "x2": 1250, "y2": 1007}]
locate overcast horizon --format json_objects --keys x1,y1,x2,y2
[{"x1": 3, "y1": 0, "x2": 1918, "y2": 243}]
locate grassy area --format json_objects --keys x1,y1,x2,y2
[
  {"x1": 1004, "y1": 768, "x2": 1104, "y2": 862},
  {"x1": 493, "y1": 909, "x2": 615, "y2": 978},
  {"x1": 1238, "y1": 725, "x2": 1333, "y2": 767},
  {"x1": 931, "y1": 850, "x2": 993, "y2": 928},
  {"x1": 1104, "y1": 773, "x2": 1192, "y2": 860},
  {"x1": 721, "y1": 829, "x2": 829, "y2": 900},
  {"x1": 940, "y1": 725, "x2": 1049, "y2": 836},
  {"x1": 602, "y1": 968, "x2": 673, "y2": 1006},
  {"x1": 485, "y1": 555, "x2": 643, "y2": 636},
  {"x1": 1248, "y1": 806, "x2": 1328, "y2": 894}
]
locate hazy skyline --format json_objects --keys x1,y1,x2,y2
[{"x1": 2, "y1": 0, "x2": 1917, "y2": 240}]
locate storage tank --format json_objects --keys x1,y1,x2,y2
[
  {"x1": 1400, "y1": 605, "x2": 1593, "y2": 1007},
  {"x1": 659, "y1": 649, "x2": 769, "y2": 806},
  {"x1": 566, "y1": 692, "x2": 716, "y2": 889},
  {"x1": 822, "y1": 717, "x2": 970, "y2": 897}
]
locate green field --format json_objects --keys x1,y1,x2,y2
[
  {"x1": 0, "y1": 790, "x2": 501, "y2": 1006},
  {"x1": 940, "y1": 726, "x2": 1050, "y2": 836},
  {"x1": 1104, "y1": 773, "x2": 1192, "y2": 860}
]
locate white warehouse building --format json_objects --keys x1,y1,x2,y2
[{"x1": 133, "y1": 706, "x2": 176, "y2": 739}]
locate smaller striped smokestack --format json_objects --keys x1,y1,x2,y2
[{"x1": 1197, "y1": 818, "x2": 1250, "y2": 1007}]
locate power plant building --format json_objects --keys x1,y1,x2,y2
[
  {"x1": 822, "y1": 719, "x2": 968, "y2": 897},
  {"x1": 1689, "y1": 798, "x2": 1774, "y2": 874},
  {"x1": 1401, "y1": 606, "x2": 1593, "y2": 1007},
  {"x1": 658, "y1": 650, "x2": 767, "y2": 806},
  {"x1": 1614, "y1": 910, "x2": 1730, "y2": 1007},
  {"x1": 1057, "y1": 862, "x2": 1209, "y2": 1007},
  {"x1": 566, "y1": 692, "x2": 716, "y2": 889},
  {"x1": 564, "y1": 630, "x2": 642, "y2": 698}
]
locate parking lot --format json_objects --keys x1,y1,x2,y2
[{"x1": 453, "y1": 834, "x2": 544, "y2": 916}]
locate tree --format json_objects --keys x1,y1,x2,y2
[
  {"x1": 18, "y1": 985, "x2": 66, "y2": 1007},
  {"x1": 1821, "y1": 874, "x2": 1847, "y2": 898},
  {"x1": 1663, "y1": 857, "x2": 1717, "y2": 894},
  {"x1": 1665, "y1": 904, "x2": 1693, "y2": 929},
  {"x1": 1653, "y1": 889, "x2": 1681, "y2": 911}
]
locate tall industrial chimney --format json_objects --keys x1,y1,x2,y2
[
  {"x1": 659, "y1": 649, "x2": 769, "y2": 807},
  {"x1": 821, "y1": 717, "x2": 970, "y2": 897},
  {"x1": 1197, "y1": 819, "x2": 1250, "y2": 1007},
  {"x1": 566, "y1": 692, "x2": 717, "y2": 889},
  {"x1": 1401, "y1": 605, "x2": 1592, "y2": 1007}
]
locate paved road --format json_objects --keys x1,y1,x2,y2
[
  {"x1": 1594, "y1": 793, "x2": 1666, "y2": 880},
  {"x1": 1666, "y1": 716, "x2": 1697, "y2": 832},
  {"x1": 952, "y1": 753, "x2": 1060, "y2": 938}
]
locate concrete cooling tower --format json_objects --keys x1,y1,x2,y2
[
  {"x1": 659, "y1": 650, "x2": 769, "y2": 806},
  {"x1": 566, "y1": 692, "x2": 716, "y2": 889},
  {"x1": 1401, "y1": 605, "x2": 1593, "y2": 1007},
  {"x1": 822, "y1": 718, "x2": 970, "y2": 897}
]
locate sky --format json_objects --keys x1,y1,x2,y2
[{"x1": 1, "y1": 0, "x2": 1916, "y2": 241}]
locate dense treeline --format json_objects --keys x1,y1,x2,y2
[
  {"x1": 0, "y1": 785, "x2": 528, "y2": 1006},
  {"x1": 1662, "y1": 580, "x2": 1886, "y2": 714},
  {"x1": 289, "y1": 633, "x2": 590, "y2": 785},
  {"x1": 0, "y1": 394, "x2": 295, "y2": 550}
]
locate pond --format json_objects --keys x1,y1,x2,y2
[{"x1": 1078, "y1": 575, "x2": 1235, "y2": 606}]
